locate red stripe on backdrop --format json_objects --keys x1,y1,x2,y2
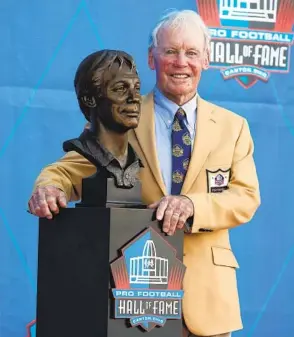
[
  {"x1": 196, "y1": 0, "x2": 220, "y2": 27},
  {"x1": 274, "y1": 0, "x2": 294, "y2": 32},
  {"x1": 209, "y1": 0, "x2": 221, "y2": 27},
  {"x1": 196, "y1": 0, "x2": 207, "y2": 23}
]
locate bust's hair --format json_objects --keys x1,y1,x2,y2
[{"x1": 74, "y1": 49, "x2": 138, "y2": 121}]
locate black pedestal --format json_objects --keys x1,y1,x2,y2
[{"x1": 36, "y1": 206, "x2": 184, "y2": 337}]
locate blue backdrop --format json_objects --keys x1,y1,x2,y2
[{"x1": 0, "y1": 0, "x2": 293, "y2": 336}]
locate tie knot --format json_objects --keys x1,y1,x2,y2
[{"x1": 175, "y1": 108, "x2": 186, "y2": 121}]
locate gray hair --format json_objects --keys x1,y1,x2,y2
[{"x1": 148, "y1": 9, "x2": 211, "y2": 53}]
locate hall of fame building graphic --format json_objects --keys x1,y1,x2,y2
[
  {"x1": 196, "y1": 0, "x2": 294, "y2": 88},
  {"x1": 110, "y1": 227, "x2": 186, "y2": 332}
]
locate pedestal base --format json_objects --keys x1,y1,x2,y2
[{"x1": 36, "y1": 207, "x2": 184, "y2": 337}]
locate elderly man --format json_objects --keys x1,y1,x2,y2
[{"x1": 29, "y1": 9, "x2": 260, "y2": 337}]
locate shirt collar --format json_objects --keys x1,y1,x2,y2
[
  {"x1": 153, "y1": 86, "x2": 197, "y2": 128},
  {"x1": 63, "y1": 129, "x2": 143, "y2": 169}
]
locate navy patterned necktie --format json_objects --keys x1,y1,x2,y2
[{"x1": 171, "y1": 108, "x2": 192, "y2": 195}]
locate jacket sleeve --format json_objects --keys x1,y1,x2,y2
[
  {"x1": 32, "y1": 151, "x2": 96, "y2": 201},
  {"x1": 184, "y1": 118, "x2": 261, "y2": 233}
]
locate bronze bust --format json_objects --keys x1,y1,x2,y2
[{"x1": 63, "y1": 50, "x2": 142, "y2": 190}]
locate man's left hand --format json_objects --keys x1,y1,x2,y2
[{"x1": 148, "y1": 195, "x2": 194, "y2": 235}]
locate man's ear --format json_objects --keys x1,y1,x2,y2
[
  {"x1": 148, "y1": 48, "x2": 155, "y2": 70},
  {"x1": 81, "y1": 96, "x2": 96, "y2": 108},
  {"x1": 202, "y1": 48, "x2": 210, "y2": 70}
]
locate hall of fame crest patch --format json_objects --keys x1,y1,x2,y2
[{"x1": 206, "y1": 168, "x2": 231, "y2": 193}]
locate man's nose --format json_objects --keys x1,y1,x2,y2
[
  {"x1": 174, "y1": 52, "x2": 188, "y2": 67},
  {"x1": 127, "y1": 89, "x2": 140, "y2": 102}
]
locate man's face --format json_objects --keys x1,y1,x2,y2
[
  {"x1": 93, "y1": 63, "x2": 141, "y2": 133},
  {"x1": 148, "y1": 25, "x2": 209, "y2": 105}
]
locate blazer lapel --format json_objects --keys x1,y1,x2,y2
[
  {"x1": 134, "y1": 92, "x2": 167, "y2": 195},
  {"x1": 181, "y1": 96, "x2": 220, "y2": 194}
]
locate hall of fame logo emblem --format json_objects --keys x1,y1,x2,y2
[
  {"x1": 110, "y1": 227, "x2": 186, "y2": 332},
  {"x1": 196, "y1": 0, "x2": 294, "y2": 88},
  {"x1": 206, "y1": 168, "x2": 231, "y2": 193}
]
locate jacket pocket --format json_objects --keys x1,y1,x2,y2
[{"x1": 211, "y1": 246, "x2": 239, "y2": 269}]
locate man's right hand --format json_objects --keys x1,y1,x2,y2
[{"x1": 28, "y1": 186, "x2": 67, "y2": 219}]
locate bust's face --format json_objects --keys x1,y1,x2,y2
[{"x1": 93, "y1": 63, "x2": 141, "y2": 133}]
